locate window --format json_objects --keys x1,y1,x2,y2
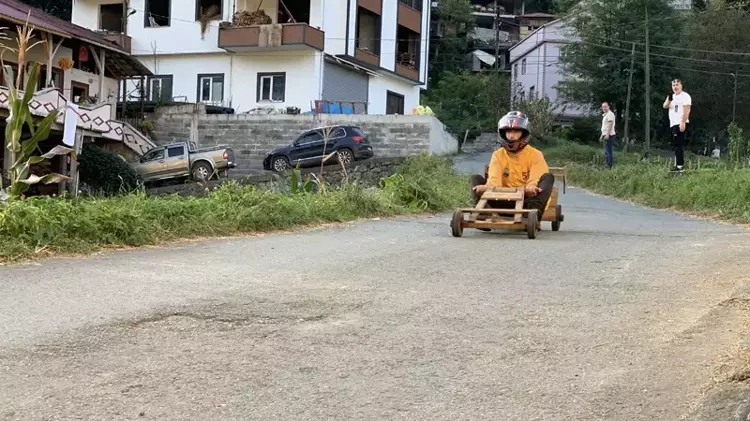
[
  {"x1": 329, "y1": 127, "x2": 346, "y2": 139},
  {"x1": 386, "y1": 91, "x2": 404, "y2": 115},
  {"x1": 100, "y1": 3, "x2": 124, "y2": 32},
  {"x1": 397, "y1": 26, "x2": 420, "y2": 71},
  {"x1": 144, "y1": 0, "x2": 170, "y2": 27},
  {"x1": 148, "y1": 75, "x2": 173, "y2": 102},
  {"x1": 195, "y1": 0, "x2": 222, "y2": 21},
  {"x1": 197, "y1": 73, "x2": 224, "y2": 104},
  {"x1": 356, "y1": 7, "x2": 380, "y2": 55},
  {"x1": 295, "y1": 131, "x2": 323, "y2": 146},
  {"x1": 256, "y1": 73, "x2": 286, "y2": 102},
  {"x1": 529, "y1": 86, "x2": 535, "y2": 99},
  {"x1": 399, "y1": 0, "x2": 423, "y2": 9},
  {"x1": 167, "y1": 145, "x2": 184, "y2": 158},
  {"x1": 142, "y1": 148, "x2": 165, "y2": 162},
  {"x1": 513, "y1": 64, "x2": 518, "y2": 78},
  {"x1": 522, "y1": 58, "x2": 526, "y2": 75}
]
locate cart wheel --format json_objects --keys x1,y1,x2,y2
[
  {"x1": 451, "y1": 210, "x2": 464, "y2": 238},
  {"x1": 551, "y1": 205, "x2": 562, "y2": 232},
  {"x1": 527, "y1": 212, "x2": 538, "y2": 239}
]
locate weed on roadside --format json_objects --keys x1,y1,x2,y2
[{"x1": 0, "y1": 155, "x2": 471, "y2": 261}]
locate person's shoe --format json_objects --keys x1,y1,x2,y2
[{"x1": 670, "y1": 165, "x2": 684, "y2": 173}]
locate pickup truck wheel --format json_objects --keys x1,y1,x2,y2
[
  {"x1": 192, "y1": 162, "x2": 213, "y2": 181},
  {"x1": 272, "y1": 156, "x2": 290, "y2": 172}
]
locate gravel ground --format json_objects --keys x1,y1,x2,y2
[{"x1": 2, "y1": 153, "x2": 750, "y2": 420}]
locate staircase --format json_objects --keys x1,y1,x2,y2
[{"x1": 120, "y1": 122, "x2": 156, "y2": 156}]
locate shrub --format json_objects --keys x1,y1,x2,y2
[
  {"x1": 381, "y1": 154, "x2": 470, "y2": 211},
  {"x1": 78, "y1": 145, "x2": 142, "y2": 195},
  {"x1": 560, "y1": 117, "x2": 601, "y2": 145}
]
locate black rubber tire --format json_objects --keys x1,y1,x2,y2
[
  {"x1": 551, "y1": 205, "x2": 562, "y2": 232},
  {"x1": 451, "y1": 210, "x2": 464, "y2": 238},
  {"x1": 191, "y1": 162, "x2": 213, "y2": 181},
  {"x1": 272, "y1": 156, "x2": 290, "y2": 172},
  {"x1": 337, "y1": 148, "x2": 354, "y2": 165},
  {"x1": 527, "y1": 212, "x2": 538, "y2": 239}
]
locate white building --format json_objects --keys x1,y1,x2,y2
[
  {"x1": 71, "y1": 0, "x2": 431, "y2": 115},
  {"x1": 509, "y1": 19, "x2": 591, "y2": 122}
]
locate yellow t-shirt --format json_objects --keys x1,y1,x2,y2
[{"x1": 486, "y1": 145, "x2": 549, "y2": 189}]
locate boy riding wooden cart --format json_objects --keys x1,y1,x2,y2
[{"x1": 450, "y1": 111, "x2": 567, "y2": 239}]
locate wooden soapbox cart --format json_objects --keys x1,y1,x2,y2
[{"x1": 450, "y1": 166, "x2": 567, "y2": 239}]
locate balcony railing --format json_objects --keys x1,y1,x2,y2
[
  {"x1": 94, "y1": 30, "x2": 132, "y2": 53},
  {"x1": 218, "y1": 23, "x2": 324, "y2": 52}
]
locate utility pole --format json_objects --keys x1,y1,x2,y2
[
  {"x1": 494, "y1": 0, "x2": 500, "y2": 71},
  {"x1": 623, "y1": 43, "x2": 636, "y2": 153},
  {"x1": 644, "y1": 6, "x2": 651, "y2": 159},
  {"x1": 732, "y1": 72, "x2": 738, "y2": 122}
]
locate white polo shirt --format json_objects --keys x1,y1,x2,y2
[
  {"x1": 601, "y1": 110, "x2": 616, "y2": 136},
  {"x1": 669, "y1": 91, "x2": 692, "y2": 127}
]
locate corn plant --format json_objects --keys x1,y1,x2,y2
[
  {"x1": 728, "y1": 122, "x2": 744, "y2": 170},
  {"x1": 289, "y1": 163, "x2": 317, "y2": 194},
  {"x1": 2, "y1": 62, "x2": 75, "y2": 200}
]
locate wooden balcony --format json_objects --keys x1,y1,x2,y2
[
  {"x1": 355, "y1": 48, "x2": 380, "y2": 67},
  {"x1": 100, "y1": 32, "x2": 132, "y2": 53},
  {"x1": 398, "y1": 1, "x2": 422, "y2": 33},
  {"x1": 218, "y1": 23, "x2": 325, "y2": 53},
  {"x1": 395, "y1": 63, "x2": 419, "y2": 81},
  {"x1": 359, "y1": 0, "x2": 382, "y2": 14}
]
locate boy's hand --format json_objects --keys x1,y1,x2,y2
[
  {"x1": 525, "y1": 185, "x2": 542, "y2": 197},
  {"x1": 472, "y1": 184, "x2": 489, "y2": 194}
]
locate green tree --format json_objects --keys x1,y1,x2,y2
[
  {"x1": 428, "y1": 0, "x2": 476, "y2": 87},
  {"x1": 423, "y1": 71, "x2": 511, "y2": 144},
  {"x1": 676, "y1": 1, "x2": 750, "y2": 145},
  {"x1": 556, "y1": 0, "x2": 681, "y2": 147},
  {"x1": 18, "y1": 0, "x2": 71, "y2": 21},
  {"x1": 527, "y1": 0, "x2": 556, "y2": 13}
]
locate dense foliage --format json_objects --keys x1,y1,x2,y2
[{"x1": 78, "y1": 145, "x2": 142, "y2": 195}]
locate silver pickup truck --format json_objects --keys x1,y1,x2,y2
[{"x1": 132, "y1": 141, "x2": 236, "y2": 183}]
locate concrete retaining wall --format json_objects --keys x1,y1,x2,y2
[
  {"x1": 461, "y1": 132, "x2": 498, "y2": 154},
  {"x1": 149, "y1": 104, "x2": 458, "y2": 173}
]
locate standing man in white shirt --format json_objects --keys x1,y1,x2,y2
[
  {"x1": 600, "y1": 102, "x2": 616, "y2": 168},
  {"x1": 663, "y1": 79, "x2": 692, "y2": 173}
]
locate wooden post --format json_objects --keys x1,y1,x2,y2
[
  {"x1": 68, "y1": 130, "x2": 83, "y2": 196},
  {"x1": 89, "y1": 46, "x2": 107, "y2": 103},
  {"x1": 46, "y1": 36, "x2": 64, "y2": 88}
]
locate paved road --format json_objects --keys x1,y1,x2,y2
[{"x1": 3, "y1": 154, "x2": 750, "y2": 420}]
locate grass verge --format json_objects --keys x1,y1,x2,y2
[
  {"x1": 543, "y1": 140, "x2": 750, "y2": 223},
  {"x1": 0, "y1": 154, "x2": 471, "y2": 262}
]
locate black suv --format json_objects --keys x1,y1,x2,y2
[{"x1": 263, "y1": 125, "x2": 374, "y2": 172}]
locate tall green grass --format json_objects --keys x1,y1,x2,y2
[
  {"x1": 542, "y1": 140, "x2": 750, "y2": 222},
  {"x1": 0, "y1": 154, "x2": 471, "y2": 261}
]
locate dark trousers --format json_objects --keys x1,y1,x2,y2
[
  {"x1": 671, "y1": 124, "x2": 687, "y2": 167},
  {"x1": 604, "y1": 135, "x2": 615, "y2": 168},
  {"x1": 470, "y1": 173, "x2": 555, "y2": 219}
]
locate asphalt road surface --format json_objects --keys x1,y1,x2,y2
[{"x1": 3, "y1": 153, "x2": 750, "y2": 420}]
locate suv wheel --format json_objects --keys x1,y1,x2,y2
[
  {"x1": 272, "y1": 156, "x2": 290, "y2": 172},
  {"x1": 337, "y1": 149, "x2": 354, "y2": 165}
]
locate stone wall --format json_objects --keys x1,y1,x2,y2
[
  {"x1": 147, "y1": 157, "x2": 405, "y2": 197},
  {"x1": 461, "y1": 132, "x2": 498, "y2": 154},
  {"x1": 150, "y1": 104, "x2": 457, "y2": 173}
]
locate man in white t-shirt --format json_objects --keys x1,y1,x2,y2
[
  {"x1": 663, "y1": 79, "x2": 692, "y2": 172},
  {"x1": 600, "y1": 102, "x2": 616, "y2": 168}
]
